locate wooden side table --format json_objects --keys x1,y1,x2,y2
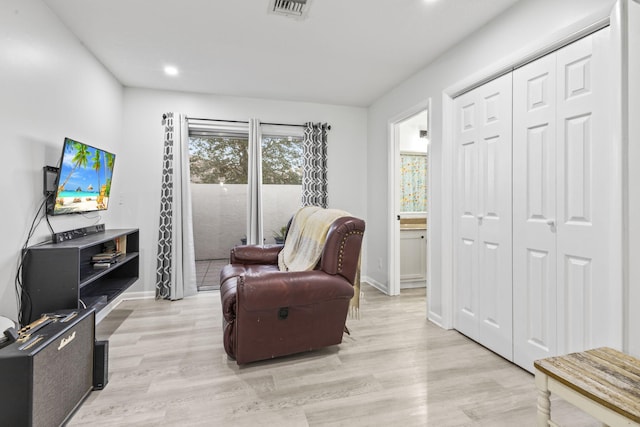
[{"x1": 534, "y1": 347, "x2": 640, "y2": 426}]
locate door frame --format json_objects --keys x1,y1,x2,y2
[{"x1": 388, "y1": 99, "x2": 431, "y2": 297}]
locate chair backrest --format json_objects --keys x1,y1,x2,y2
[{"x1": 318, "y1": 216, "x2": 365, "y2": 285}]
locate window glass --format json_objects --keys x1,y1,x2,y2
[
  {"x1": 189, "y1": 134, "x2": 249, "y2": 260},
  {"x1": 189, "y1": 136, "x2": 248, "y2": 184},
  {"x1": 261, "y1": 134, "x2": 304, "y2": 243}
]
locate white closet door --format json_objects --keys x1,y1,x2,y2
[
  {"x1": 513, "y1": 27, "x2": 619, "y2": 372},
  {"x1": 513, "y1": 54, "x2": 558, "y2": 371},
  {"x1": 555, "y1": 27, "x2": 619, "y2": 354},
  {"x1": 454, "y1": 87, "x2": 480, "y2": 340},
  {"x1": 454, "y1": 73, "x2": 513, "y2": 360}
]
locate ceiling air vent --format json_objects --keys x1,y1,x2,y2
[{"x1": 268, "y1": 0, "x2": 312, "y2": 20}]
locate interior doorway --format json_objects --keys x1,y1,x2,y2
[{"x1": 388, "y1": 100, "x2": 431, "y2": 296}]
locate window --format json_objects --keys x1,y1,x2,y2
[
  {"x1": 261, "y1": 133, "x2": 304, "y2": 243},
  {"x1": 261, "y1": 135, "x2": 303, "y2": 185},
  {"x1": 190, "y1": 135, "x2": 248, "y2": 185},
  {"x1": 188, "y1": 121, "x2": 304, "y2": 261}
]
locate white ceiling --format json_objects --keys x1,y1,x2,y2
[{"x1": 42, "y1": 0, "x2": 521, "y2": 107}]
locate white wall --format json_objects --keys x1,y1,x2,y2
[
  {"x1": 366, "y1": 0, "x2": 616, "y2": 312},
  {"x1": 122, "y1": 88, "x2": 367, "y2": 296},
  {"x1": 399, "y1": 111, "x2": 429, "y2": 154},
  {"x1": 0, "y1": 0, "x2": 124, "y2": 322}
]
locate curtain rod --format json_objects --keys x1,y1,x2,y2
[
  {"x1": 188, "y1": 117, "x2": 248, "y2": 124},
  {"x1": 187, "y1": 117, "x2": 329, "y2": 129},
  {"x1": 261, "y1": 121, "x2": 305, "y2": 128}
]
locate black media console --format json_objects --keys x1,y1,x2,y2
[{"x1": 21, "y1": 228, "x2": 139, "y2": 325}]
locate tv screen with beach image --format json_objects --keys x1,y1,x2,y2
[{"x1": 52, "y1": 138, "x2": 116, "y2": 215}]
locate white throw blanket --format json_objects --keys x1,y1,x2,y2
[
  {"x1": 278, "y1": 206, "x2": 362, "y2": 319},
  {"x1": 278, "y1": 206, "x2": 350, "y2": 272}
]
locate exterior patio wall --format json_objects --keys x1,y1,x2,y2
[{"x1": 191, "y1": 183, "x2": 301, "y2": 260}]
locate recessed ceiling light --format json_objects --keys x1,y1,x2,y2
[
  {"x1": 423, "y1": 0, "x2": 439, "y2": 3},
  {"x1": 164, "y1": 65, "x2": 179, "y2": 76}
]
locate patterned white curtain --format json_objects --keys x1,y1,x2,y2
[
  {"x1": 400, "y1": 153, "x2": 428, "y2": 212},
  {"x1": 247, "y1": 118, "x2": 263, "y2": 245},
  {"x1": 156, "y1": 112, "x2": 197, "y2": 300},
  {"x1": 301, "y1": 122, "x2": 330, "y2": 208}
]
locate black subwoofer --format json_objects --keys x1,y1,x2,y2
[
  {"x1": 0, "y1": 308, "x2": 95, "y2": 426},
  {"x1": 93, "y1": 339, "x2": 109, "y2": 390}
]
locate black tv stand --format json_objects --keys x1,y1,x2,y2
[{"x1": 21, "y1": 228, "x2": 139, "y2": 325}]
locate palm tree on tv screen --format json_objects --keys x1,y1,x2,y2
[
  {"x1": 59, "y1": 142, "x2": 90, "y2": 191},
  {"x1": 92, "y1": 149, "x2": 102, "y2": 195},
  {"x1": 104, "y1": 152, "x2": 114, "y2": 195}
]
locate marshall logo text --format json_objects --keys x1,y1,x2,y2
[{"x1": 58, "y1": 331, "x2": 76, "y2": 351}]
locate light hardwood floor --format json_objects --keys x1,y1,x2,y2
[{"x1": 68, "y1": 284, "x2": 600, "y2": 426}]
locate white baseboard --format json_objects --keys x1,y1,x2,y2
[
  {"x1": 95, "y1": 290, "x2": 155, "y2": 324},
  {"x1": 400, "y1": 280, "x2": 427, "y2": 289},
  {"x1": 362, "y1": 276, "x2": 389, "y2": 295},
  {"x1": 119, "y1": 291, "x2": 155, "y2": 300},
  {"x1": 428, "y1": 311, "x2": 445, "y2": 329}
]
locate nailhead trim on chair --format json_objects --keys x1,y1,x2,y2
[{"x1": 337, "y1": 230, "x2": 364, "y2": 272}]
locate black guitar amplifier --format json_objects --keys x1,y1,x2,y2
[{"x1": 0, "y1": 308, "x2": 95, "y2": 427}]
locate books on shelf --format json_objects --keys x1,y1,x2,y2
[
  {"x1": 91, "y1": 252, "x2": 121, "y2": 262},
  {"x1": 91, "y1": 251, "x2": 123, "y2": 269},
  {"x1": 92, "y1": 262, "x2": 111, "y2": 269},
  {"x1": 115, "y1": 235, "x2": 127, "y2": 255}
]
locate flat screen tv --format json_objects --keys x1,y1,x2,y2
[{"x1": 50, "y1": 137, "x2": 116, "y2": 215}]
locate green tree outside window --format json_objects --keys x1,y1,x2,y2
[{"x1": 189, "y1": 136, "x2": 303, "y2": 185}]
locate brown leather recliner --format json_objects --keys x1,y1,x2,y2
[{"x1": 219, "y1": 216, "x2": 365, "y2": 364}]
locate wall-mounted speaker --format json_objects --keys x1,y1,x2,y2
[{"x1": 0, "y1": 309, "x2": 95, "y2": 427}]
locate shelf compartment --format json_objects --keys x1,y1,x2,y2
[{"x1": 21, "y1": 228, "x2": 139, "y2": 325}]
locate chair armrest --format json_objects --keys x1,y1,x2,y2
[
  {"x1": 320, "y1": 216, "x2": 365, "y2": 284},
  {"x1": 237, "y1": 271, "x2": 354, "y2": 311},
  {"x1": 219, "y1": 277, "x2": 239, "y2": 360},
  {"x1": 220, "y1": 277, "x2": 238, "y2": 323},
  {"x1": 230, "y1": 244, "x2": 283, "y2": 265}
]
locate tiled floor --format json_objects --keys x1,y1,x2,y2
[{"x1": 195, "y1": 259, "x2": 228, "y2": 291}]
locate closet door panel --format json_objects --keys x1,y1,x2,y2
[
  {"x1": 563, "y1": 255, "x2": 593, "y2": 351},
  {"x1": 555, "y1": 28, "x2": 618, "y2": 353},
  {"x1": 563, "y1": 114, "x2": 592, "y2": 223},
  {"x1": 476, "y1": 75, "x2": 513, "y2": 360},
  {"x1": 513, "y1": 54, "x2": 557, "y2": 371},
  {"x1": 525, "y1": 249, "x2": 553, "y2": 342},
  {"x1": 454, "y1": 73, "x2": 513, "y2": 359},
  {"x1": 456, "y1": 237, "x2": 478, "y2": 336},
  {"x1": 454, "y1": 92, "x2": 480, "y2": 340}
]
